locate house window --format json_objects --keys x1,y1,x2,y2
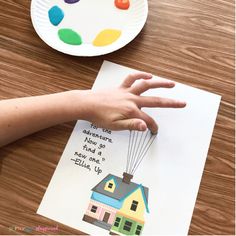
[
  {"x1": 135, "y1": 225, "x2": 142, "y2": 235},
  {"x1": 130, "y1": 200, "x2": 138, "y2": 211},
  {"x1": 91, "y1": 205, "x2": 98, "y2": 213},
  {"x1": 114, "y1": 217, "x2": 121, "y2": 227},
  {"x1": 108, "y1": 183, "x2": 113, "y2": 189},
  {"x1": 123, "y1": 220, "x2": 132, "y2": 232}
]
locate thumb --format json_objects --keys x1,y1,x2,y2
[{"x1": 113, "y1": 119, "x2": 147, "y2": 131}]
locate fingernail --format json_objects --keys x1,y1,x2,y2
[
  {"x1": 139, "y1": 123, "x2": 147, "y2": 131},
  {"x1": 175, "y1": 100, "x2": 186, "y2": 104},
  {"x1": 179, "y1": 101, "x2": 187, "y2": 106},
  {"x1": 169, "y1": 81, "x2": 175, "y2": 86},
  {"x1": 151, "y1": 129, "x2": 158, "y2": 135}
]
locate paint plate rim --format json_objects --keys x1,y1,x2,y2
[{"x1": 30, "y1": 0, "x2": 149, "y2": 57}]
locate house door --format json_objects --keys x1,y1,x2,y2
[{"x1": 103, "y1": 212, "x2": 110, "y2": 223}]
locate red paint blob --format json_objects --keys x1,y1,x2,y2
[{"x1": 115, "y1": 0, "x2": 130, "y2": 10}]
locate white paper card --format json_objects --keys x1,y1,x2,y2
[{"x1": 37, "y1": 61, "x2": 221, "y2": 235}]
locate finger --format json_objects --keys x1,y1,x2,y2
[
  {"x1": 120, "y1": 72, "x2": 153, "y2": 88},
  {"x1": 138, "y1": 111, "x2": 158, "y2": 134},
  {"x1": 113, "y1": 119, "x2": 147, "y2": 132},
  {"x1": 130, "y1": 79, "x2": 175, "y2": 95},
  {"x1": 137, "y1": 96, "x2": 187, "y2": 108}
]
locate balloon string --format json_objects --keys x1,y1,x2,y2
[
  {"x1": 125, "y1": 129, "x2": 156, "y2": 175},
  {"x1": 126, "y1": 130, "x2": 131, "y2": 173},
  {"x1": 131, "y1": 134, "x2": 157, "y2": 174},
  {"x1": 130, "y1": 130, "x2": 149, "y2": 173},
  {"x1": 132, "y1": 131, "x2": 144, "y2": 171},
  {"x1": 131, "y1": 131, "x2": 152, "y2": 174},
  {"x1": 127, "y1": 130, "x2": 135, "y2": 173},
  {"x1": 129, "y1": 131, "x2": 139, "y2": 173}
]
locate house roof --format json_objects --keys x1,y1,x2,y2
[{"x1": 91, "y1": 174, "x2": 149, "y2": 212}]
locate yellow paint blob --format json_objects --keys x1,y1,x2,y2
[{"x1": 93, "y1": 29, "x2": 122, "y2": 47}]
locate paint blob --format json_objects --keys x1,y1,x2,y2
[
  {"x1": 64, "y1": 0, "x2": 81, "y2": 4},
  {"x1": 93, "y1": 29, "x2": 122, "y2": 47},
  {"x1": 115, "y1": 0, "x2": 130, "y2": 10},
  {"x1": 58, "y1": 29, "x2": 82, "y2": 45},
  {"x1": 48, "y1": 6, "x2": 64, "y2": 26}
]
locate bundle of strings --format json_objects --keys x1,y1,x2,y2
[{"x1": 126, "y1": 130, "x2": 157, "y2": 175}]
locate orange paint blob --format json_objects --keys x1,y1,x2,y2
[{"x1": 115, "y1": 0, "x2": 130, "y2": 10}]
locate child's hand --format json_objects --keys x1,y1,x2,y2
[
  {"x1": 0, "y1": 72, "x2": 186, "y2": 147},
  {"x1": 80, "y1": 73, "x2": 186, "y2": 134}
]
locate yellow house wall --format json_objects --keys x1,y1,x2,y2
[
  {"x1": 118, "y1": 188, "x2": 145, "y2": 221},
  {"x1": 104, "y1": 179, "x2": 116, "y2": 193}
]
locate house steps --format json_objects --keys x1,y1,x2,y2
[{"x1": 93, "y1": 220, "x2": 112, "y2": 231}]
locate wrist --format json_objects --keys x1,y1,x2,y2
[{"x1": 66, "y1": 90, "x2": 93, "y2": 121}]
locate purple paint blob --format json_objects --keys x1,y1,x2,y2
[{"x1": 64, "y1": 0, "x2": 80, "y2": 4}]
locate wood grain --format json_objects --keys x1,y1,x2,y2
[{"x1": 0, "y1": 0, "x2": 234, "y2": 234}]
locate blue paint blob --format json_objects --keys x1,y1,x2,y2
[{"x1": 48, "y1": 5, "x2": 64, "y2": 26}]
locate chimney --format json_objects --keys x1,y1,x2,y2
[{"x1": 122, "y1": 172, "x2": 133, "y2": 184}]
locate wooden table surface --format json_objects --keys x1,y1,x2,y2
[{"x1": 0, "y1": 0, "x2": 235, "y2": 235}]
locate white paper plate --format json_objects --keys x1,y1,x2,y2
[{"x1": 31, "y1": 0, "x2": 148, "y2": 56}]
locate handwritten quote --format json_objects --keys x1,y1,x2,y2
[{"x1": 70, "y1": 123, "x2": 113, "y2": 175}]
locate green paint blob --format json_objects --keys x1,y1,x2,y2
[{"x1": 58, "y1": 29, "x2": 82, "y2": 45}]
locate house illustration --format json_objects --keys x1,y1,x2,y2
[{"x1": 82, "y1": 172, "x2": 149, "y2": 235}]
